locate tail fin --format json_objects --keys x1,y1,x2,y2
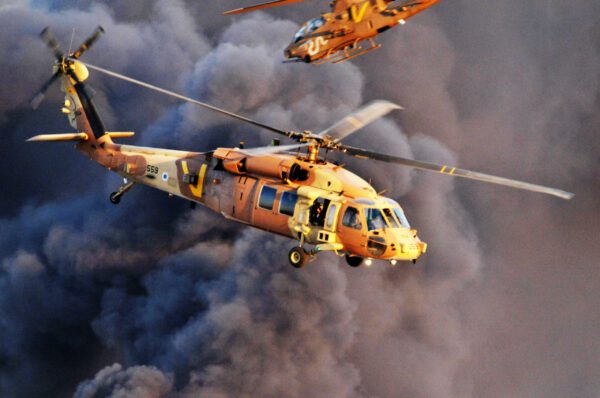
[{"x1": 59, "y1": 63, "x2": 110, "y2": 143}]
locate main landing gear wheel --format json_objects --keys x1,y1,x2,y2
[
  {"x1": 345, "y1": 255, "x2": 364, "y2": 268},
  {"x1": 289, "y1": 247, "x2": 309, "y2": 268},
  {"x1": 109, "y1": 192, "x2": 121, "y2": 204}
]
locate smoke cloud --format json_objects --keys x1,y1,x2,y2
[{"x1": 0, "y1": 1, "x2": 598, "y2": 397}]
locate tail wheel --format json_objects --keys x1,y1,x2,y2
[
  {"x1": 289, "y1": 247, "x2": 308, "y2": 268},
  {"x1": 345, "y1": 254, "x2": 363, "y2": 268},
  {"x1": 304, "y1": 55, "x2": 311, "y2": 63},
  {"x1": 109, "y1": 192, "x2": 121, "y2": 204}
]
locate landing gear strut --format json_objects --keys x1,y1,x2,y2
[{"x1": 109, "y1": 180, "x2": 135, "y2": 204}]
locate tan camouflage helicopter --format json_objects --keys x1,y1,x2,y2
[
  {"x1": 224, "y1": 0, "x2": 440, "y2": 64},
  {"x1": 29, "y1": 27, "x2": 573, "y2": 268}
]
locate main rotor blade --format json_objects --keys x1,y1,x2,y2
[
  {"x1": 77, "y1": 60, "x2": 291, "y2": 138},
  {"x1": 338, "y1": 144, "x2": 574, "y2": 200},
  {"x1": 224, "y1": 0, "x2": 305, "y2": 15},
  {"x1": 40, "y1": 27, "x2": 65, "y2": 60},
  {"x1": 319, "y1": 100, "x2": 402, "y2": 142},
  {"x1": 238, "y1": 143, "x2": 309, "y2": 156},
  {"x1": 30, "y1": 71, "x2": 61, "y2": 109},
  {"x1": 391, "y1": 0, "x2": 440, "y2": 14},
  {"x1": 71, "y1": 26, "x2": 104, "y2": 59}
]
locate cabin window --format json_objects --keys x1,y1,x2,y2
[
  {"x1": 279, "y1": 191, "x2": 298, "y2": 216},
  {"x1": 342, "y1": 207, "x2": 363, "y2": 230},
  {"x1": 365, "y1": 208, "x2": 388, "y2": 231},
  {"x1": 326, "y1": 203, "x2": 338, "y2": 229},
  {"x1": 258, "y1": 185, "x2": 277, "y2": 210}
]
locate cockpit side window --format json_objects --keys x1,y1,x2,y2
[
  {"x1": 365, "y1": 208, "x2": 388, "y2": 231},
  {"x1": 393, "y1": 207, "x2": 411, "y2": 229},
  {"x1": 342, "y1": 206, "x2": 363, "y2": 230}
]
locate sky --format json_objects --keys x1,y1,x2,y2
[{"x1": 0, "y1": 0, "x2": 599, "y2": 397}]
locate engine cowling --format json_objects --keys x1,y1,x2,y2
[{"x1": 214, "y1": 148, "x2": 308, "y2": 182}]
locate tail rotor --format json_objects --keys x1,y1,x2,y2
[{"x1": 30, "y1": 26, "x2": 104, "y2": 109}]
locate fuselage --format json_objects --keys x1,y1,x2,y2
[
  {"x1": 75, "y1": 136, "x2": 426, "y2": 262},
  {"x1": 284, "y1": 0, "x2": 440, "y2": 62},
  {"x1": 50, "y1": 63, "x2": 425, "y2": 263}
]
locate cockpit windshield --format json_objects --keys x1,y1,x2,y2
[
  {"x1": 382, "y1": 208, "x2": 400, "y2": 228},
  {"x1": 294, "y1": 26, "x2": 306, "y2": 43},
  {"x1": 392, "y1": 207, "x2": 411, "y2": 229},
  {"x1": 294, "y1": 17, "x2": 325, "y2": 42}
]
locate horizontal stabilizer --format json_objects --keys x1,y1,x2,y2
[
  {"x1": 106, "y1": 131, "x2": 135, "y2": 139},
  {"x1": 27, "y1": 133, "x2": 88, "y2": 142},
  {"x1": 26, "y1": 131, "x2": 134, "y2": 142}
]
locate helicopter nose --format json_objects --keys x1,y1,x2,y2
[
  {"x1": 284, "y1": 49, "x2": 292, "y2": 58},
  {"x1": 388, "y1": 229, "x2": 427, "y2": 260},
  {"x1": 399, "y1": 242, "x2": 424, "y2": 258}
]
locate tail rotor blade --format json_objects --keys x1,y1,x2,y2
[
  {"x1": 40, "y1": 27, "x2": 65, "y2": 60},
  {"x1": 30, "y1": 71, "x2": 61, "y2": 109},
  {"x1": 71, "y1": 26, "x2": 104, "y2": 59}
]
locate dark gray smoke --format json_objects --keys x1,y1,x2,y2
[{"x1": 0, "y1": 1, "x2": 598, "y2": 397}]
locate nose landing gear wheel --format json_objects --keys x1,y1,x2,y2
[
  {"x1": 289, "y1": 247, "x2": 309, "y2": 268},
  {"x1": 345, "y1": 254, "x2": 364, "y2": 268}
]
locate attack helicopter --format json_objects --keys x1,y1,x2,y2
[
  {"x1": 224, "y1": 0, "x2": 440, "y2": 64},
  {"x1": 29, "y1": 27, "x2": 573, "y2": 268}
]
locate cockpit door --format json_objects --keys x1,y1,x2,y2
[{"x1": 336, "y1": 205, "x2": 367, "y2": 255}]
